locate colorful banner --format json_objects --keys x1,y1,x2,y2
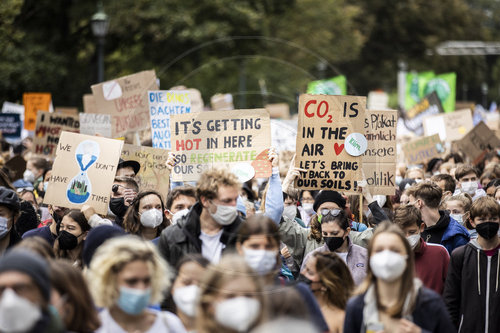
[
  {"x1": 0, "y1": 114, "x2": 22, "y2": 139},
  {"x1": 307, "y1": 75, "x2": 347, "y2": 95},
  {"x1": 23, "y1": 93, "x2": 51, "y2": 131},
  {"x1": 405, "y1": 71, "x2": 456, "y2": 112},
  {"x1": 33, "y1": 111, "x2": 80, "y2": 157}
]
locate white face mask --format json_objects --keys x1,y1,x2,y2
[
  {"x1": 0, "y1": 216, "x2": 10, "y2": 240},
  {"x1": 171, "y1": 208, "x2": 190, "y2": 225},
  {"x1": 243, "y1": 248, "x2": 277, "y2": 275},
  {"x1": 172, "y1": 284, "x2": 199, "y2": 317},
  {"x1": 450, "y1": 213, "x2": 464, "y2": 225},
  {"x1": 23, "y1": 169, "x2": 35, "y2": 183},
  {"x1": 215, "y1": 297, "x2": 260, "y2": 332},
  {"x1": 302, "y1": 203, "x2": 315, "y2": 215},
  {"x1": 461, "y1": 181, "x2": 478, "y2": 195},
  {"x1": 210, "y1": 202, "x2": 238, "y2": 226},
  {"x1": 370, "y1": 250, "x2": 407, "y2": 282},
  {"x1": 140, "y1": 209, "x2": 163, "y2": 228},
  {"x1": 406, "y1": 234, "x2": 420, "y2": 250},
  {"x1": 395, "y1": 175, "x2": 403, "y2": 186},
  {"x1": 283, "y1": 205, "x2": 297, "y2": 221},
  {"x1": 373, "y1": 195, "x2": 387, "y2": 208},
  {"x1": 0, "y1": 289, "x2": 42, "y2": 332}
]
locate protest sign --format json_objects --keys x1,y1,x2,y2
[
  {"x1": 265, "y1": 103, "x2": 290, "y2": 119},
  {"x1": 271, "y1": 119, "x2": 297, "y2": 152},
  {"x1": 402, "y1": 134, "x2": 443, "y2": 165},
  {"x1": 363, "y1": 110, "x2": 398, "y2": 195},
  {"x1": 44, "y1": 132, "x2": 123, "y2": 214},
  {"x1": 404, "y1": 92, "x2": 443, "y2": 135},
  {"x1": 91, "y1": 70, "x2": 158, "y2": 137},
  {"x1": 23, "y1": 93, "x2": 51, "y2": 131},
  {"x1": 55, "y1": 107, "x2": 78, "y2": 115},
  {"x1": 295, "y1": 95, "x2": 366, "y2": 191},
  {"x1": 148, "y1": 90, "x2": 192, "y2": 150},
  {"x1": 33, "y1": 111, "x2": 80, "y2": 157},
  {"x1": 0, "y1": 114, "x2": 21, "y2": 139},
  {"x1": 2, "y1": 102, "x2": 25, "y2": 120},
  {"x1": 457, "y1": 121, "x2": 500, "y2": 164},
  {"x1": 210, "y1": 94, "x2": 234, "y2": 110},
  {"x1": 307, "y1": 75, "x2": 347, "y2": 95},
  {"x1": 79, "y1": 113, "x2": 112, "y2": 137},
  {"x1": 367, "y1": 91, "x2": 389, "y2": 110},
  {"x1": 405, "y1": 71, "x2": 434, "y2": 110},
  {"x1": 423, "y1": 109, "x2": 473, "y2": 142},
  {"x1": 170, "y1": 109, "x2": 271, "y2": 182},
  {"x1": 121, "y1": 144, "x2": 171, "y2": 195},
  {"x1": 424, "y1": 72, "x2": 456, "y2": 113},
  {"x1": 83, "y1": 94, "x2": 97, "y2": 113}
]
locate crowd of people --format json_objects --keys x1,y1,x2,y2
[{"x1": 0, "y1": 136, "x2": 498, "y2": 333}]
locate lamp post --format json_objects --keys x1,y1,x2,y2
[{"x1": 91, "y1": 4, "x2": 109, "y2": 83}]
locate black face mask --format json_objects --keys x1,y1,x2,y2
[
  {"x1": 475, "y1": 222, "x2": 500, "y2": 240},
  {"x1": 324, "y1": 236, "x2": 345, "y2": 252},
  {"x1": 297, "y1": 274, "x2": 313, "y2": 285},
  {"x1": 110, "y1": 197, "x2": 127, "y2": 217},
  {"x1": 57, "y1": 230, "x2": 81, "y2": 250}
]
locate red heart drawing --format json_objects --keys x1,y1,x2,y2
[{"x1": 334, "y1": 143, "x2": 344, "y2": 155}]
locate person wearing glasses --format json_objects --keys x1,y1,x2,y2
[{"x1": 300, "y1": 208, "x2": 367, "y2": 286}]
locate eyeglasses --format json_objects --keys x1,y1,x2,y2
[{"x1": 319, "y1": 209, "x2": 341, "y2": 217}]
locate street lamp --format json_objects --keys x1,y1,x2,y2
[{"x1": 91, "y1": 3, "x2": 109, "y2": 83}]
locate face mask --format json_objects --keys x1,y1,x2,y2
[
  {"x1": 324, "y1": 236, "x2": 345, "y2": 252},
  {"x1": 406, "y1": 234, "x2": 420, "y2": 250},
  {"x1": 414, "y1": 179, "x2": 423, "y2": 184},
  {"x1": 395, "y1": 175, "x2": 403, "y2": 186},
  {"x1": 243, "y1": 248, "x2": 277, "y2": 275},
  {"x1": 370, "y1": 250, "x2": 407, "y2": 282},
  {"x1": 57, "y1": 230, "x2": 81, "y2": 250},
  {"x1": 0, "y1": 289, "x2": 42, "y2": 332},
  {"x1": 374, "y1": 195, "x2": 386, "y2": 208},
  {"x1": 23, "y1": 169, "x2": 35, "y2": 183},
  {"x1": 461, "y1": 181, "x2": 478, "y2": 195},
  {"x1": 210, "y1": 203, "x2": 238, "y2": 226},
  {"x1": 450, "y1": 213, "x2": 464, "y2": 225},
  {"x1": 475, "y1": 222, "x2": 500, "y2": 240},
  {"x1": 0, "y1": 217, "x2": 10, "y2": 240},
  {"x1": 283, "y1": 205, "x2": 297, "y2": 221},
  {"x1": 140, "y1": 209, "x2": 163, "y2": 228},
  {"x1": 302, "y1": 203, "x2": 315, "y2": 215},
  {"x1": 110, "y1": 197, "x2": 127, "y2": 217},
  {"x1": 215, "y1": 297, "x2": 260, "y2": 332},
  {"x1": 43, "y1": 181, "x2": 49, "y2": 192},
  {"x1": 171, "y1": 208, "x2": 189, "y2": 225},
  {"x1": 117, "y1": 287, "x2": 151, "y2": 315},
  {"x1": 173, "y1": 285, "x2": 199, "y2": 317}
]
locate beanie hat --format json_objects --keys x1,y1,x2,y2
[
  {"x1": 313, "y1": 190, "x2": 346, "y2": 212},
  {"x1": 82, "y1": 225, "x2": 126, "y2": 267},
  {"x1": 0, "y1": 249, "x2": 50, "y2": 301}
]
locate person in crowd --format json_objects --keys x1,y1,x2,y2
[
  {"x1": 165, "y1": 185, "x2": 196, "y2": 223},
  {"x1": 159, "y1": 168, "x2": 243, "y2": 267},
  {"x1": 0, "y1": 169, "x2": 15, "y2": 191},
  {"x1": 87, "y1": 236, "x2": 186, "y2": 332},
  {"x1": 0, "y1": 186, "x2": 21, "y2": 254},
  {"x1": 444, "y1": 196, "x2": 500, "y2": 333},
  {"x1": 406, "y1": 167, "x2": 425, "y2": 182},
  {"x1": 24, "y1": 157, "x2": 50, "y2": 193},
  {"x1": 443, "y1": 193, "x2": 476, "y2": 238},
  {"x1": 427, "y1": 158, "x2": 443, "y2": 176},
  {"x1": 480, "y1": 171, "x2": 497, "y2": 189},
  {"x1": 406, "y1": 181, "x2": 469, "y2": 254},
  {"x1": 49, "y1": 260, "x2": 100, "y2": 332},
  {"x1": 169, "y1": 254, "x2": 210, "y2": 331},
  {"x1": 485, "y1": 178, "x2": 500, "y2": 197},
  {"x1": 22, "y1": 205, "x2": 69, "y2": 245},
  {"x1": 196, "y1": 255, "x2": 265, "y2": 333},
  {"x1": 343, "y1": 222, "x2": 455, "y2": 333},
  {"x1": 123, "y1": 190, "x2": 170, "y2": 242},
  {"x1": 115, "y1": 158, "x2": 141, "y2": 178},
  {"x1": 263, "y1": 285, "x2": 310, "y2": 322},
  {"x1": 301, "y1": 252, "x2": 354, "y2": 333},
  {"x1": 395, "y1": 163, "x2": 407, "y2": 186},
  {"x1": 0, "y1": 249, "x2": 64, "y2": 333},
  {"x1": 14, "y1": 199, "x2": 40, "y2": 238},
  {"x1": 454, "y1": 164, "x2": 486, "y2": 200},
  {"x1": 300, "y1": 209, "x2": 367, "y2": 286},
  {"x1": 430, "y1": 173, "x2": 456, "y2": 204},
  {"x1": 53, "y1": 209, "x2": 90, "y2": 268},
  {"x1": 398, "y1": 178, "x2": 417, "y2": 205},
  {"x1": 283, "y1": 192, "x2": 306, "y2": 227},
  {"x1": 18, "y1": 189, "x2": 38, "y2": 213},
  {"x1": 109, "y1": 176, "x2": 139, "y2": 226},
  {"x1": 16, "y1": 236, "x2": 55, "y2": 260},
  {"x1": 298, "y1": 190, "x2": 317, "y2": 226},
  {"x1": 81, "y1": 224, "x2": 126, "y2": 268},
  {"x1": 394, "y1": 205, "x2": 450, "y2": 294}
]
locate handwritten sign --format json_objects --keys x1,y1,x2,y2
[
  {"x1": 295, "y1": 95, "x2": 366, "y2": 191},
  {"x1": 79, "y1": 113, "x2": 112, "y2": 137},
  {"x1": 2, "y1": 102, "x2": 25, "y2": 120},
  {"x1": 404, "y1": 92, "x2": 442, "y2": 135},
  {"x1": 0, "y1": 114, "x2": 21, "y2": 139},
  {"x1": 170, "y1": 109, "x2": 271, "y2": 182},
  {"x1": 33, "y1": 111, "x2": 80, "y2": 157},
  {"x1": 148, "y1": 90, "x2": 191, "y2": 150},
  {"x1": 23, "y1": 93, "x2": 51, "y2": 130},
  {"x1": 44, "y1": 132, "x2": 123, "y2": 214},
  {"x1": 457, "y1": 121, "x2": 500, "y2": 164},
  {"x1": 402, "y1": 134, "x2": 443, "y2": 165},
  {"x1": 91, "y1": 70, "x2": 158, "y2": 137},
  {"x1": 121, "y1": 144, "x2": 171, "y2": 195},
  {"x1": 55, "y1": 107, "x2": 78, "y2": 115},
  {"x1": 423, "y1": 109, "x2": 473, "y2": 142},
  {"x1": 363, "y1": 110, "x2": 398, "y2": 195}
]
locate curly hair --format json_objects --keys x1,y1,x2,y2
[
  {"x1": 86, "y1": 236, "x2": 171, "y2": 308},
  {"x1": 196, "y1": 168, "x2": 240, "y2": 201}
]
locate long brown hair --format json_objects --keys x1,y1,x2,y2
[
  {"x1": 357, "y1": 222, "x2": 416, "y2": 318},
  {"x1": 236, "y1": 215, "x2": 280, "y2": 246},
  {"x1": 54, "y1": 210, "x2": 90, "y2": 265},
  {"x1": 122, "y1": 190, "x2": 170, "y2": 236}
]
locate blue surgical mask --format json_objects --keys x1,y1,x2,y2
[
  {"x1": 0, "y1": 217, "x2": 10, "y2": 240},
  {"x1": 117, "y1": 287, "x2": 151, "y2": 315}
]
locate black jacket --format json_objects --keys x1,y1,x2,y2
[
  {"x1": 158, "y1": 202, "x2": 243, "y2": 268},
  {"x1": 344, "y1": 286, "x2": 455, "y2": 333},
  {"x1": 443, "y1": 239, "x2": 500, "y2": 333}
]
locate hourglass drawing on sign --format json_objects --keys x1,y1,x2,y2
[{"x1": 67, "y1": 140, "x2": 100, "y2": 204}]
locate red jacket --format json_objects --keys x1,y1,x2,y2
[{"x1": 414, "y1": 238, "x2": 450, "y2": 294}]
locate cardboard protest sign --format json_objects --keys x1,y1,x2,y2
[
  {"x1": 307, "y1": 75, "x2": 347, "y2": 95},
  {"x1": 23, "y1": 93, "x2": 51, "y2": 130},
  {"x1": 121, "y1": 144, "x2": 171, "y2": 195},
  {"x1": 79, "y1": 113, "x2": 111, "y2": 137},
  {"x1": 0, "y1": 114, "x2": 22, "y2": 139},
  {"x1": 55, "y1": 107, "x2": 78, "y2": 115},
  {"x1": 170, "y1": 109, "x2": 271, "y2": 182},
  {"x1": 404, "y1": 92, "x2": 443, "y2": 135},
  {"x1": 266, "y1": 103, "x2": 290, "y2": 119},
  {"x1": 33, "y1": 111, "x2": 80, "y2": 157},
  {"x1": 295, "y1": 95, "x2": 366, "y2": 191},
  {"x1": 210, "y1": 94, "x2": 233, "y2": 111},
  {"x1": 457, "y1": 121, "x2": 500, "y2": 164},
  {"x1": 271, "y1": 119, "x2": 297, "y2": 152},
  {"x1": 2, "y1": 102, "x2": 25, "y2": 120},
  {"x1": 44, "y1": 132, "x2": 123, "y2": 214},
  {"x1": 91, "y1": 70, "x2": 158, "y2": 137},
  {"x1": 363, "y1": 110, "x2": 398, "y2": 195},
  {"x1": 83, "y1": 94, "x2": 97, "y2": 113},
  {"x1": 367, "y1": 91, "x2": 389, "y2": 110},
  {"x1": 423, "y1": 109, "x2": 473, "y2": 142},
  {"x1": 148, "y1": 90, "x2": 192, "y2": 150},
  {"x1": 402, "y1": 134, "x2": 443, "y2": 165}
]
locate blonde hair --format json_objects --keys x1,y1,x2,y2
[
  {"x1": 86, "y1": 236, "x2": 171, "y2": 308},
  {"x1": 196, "y1": 168, "x2": 240, "y2": 201}
]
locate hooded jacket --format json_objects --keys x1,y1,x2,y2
[
  {"x1": 158, "y1": 202, "x2": 243, "y2": 268},
  {"x1": 443, "y1": 239, "x2": 500, "y2": 333},
  {"x1": 422, "y1": 211, "x2": 470, "y2": 254}
]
